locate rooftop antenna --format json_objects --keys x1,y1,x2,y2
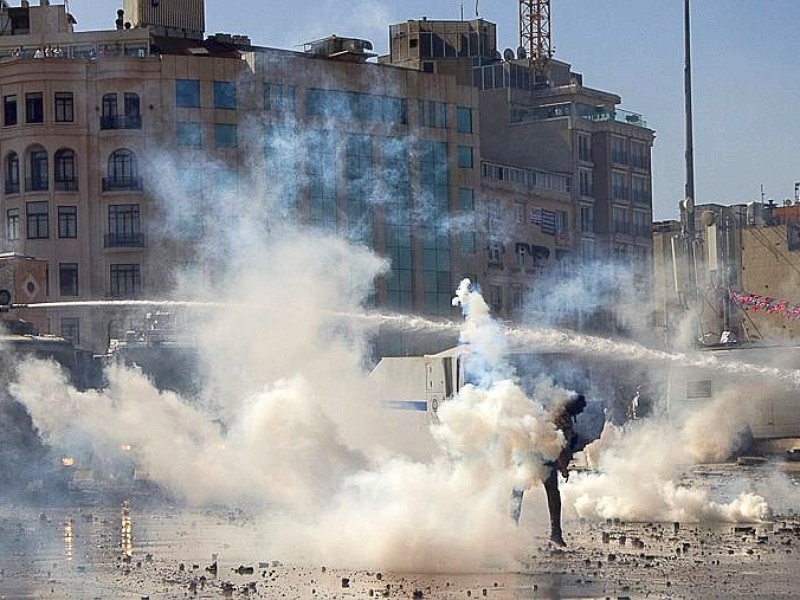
[{"x1": 519, "y1": 0, "x2": 552, "y2": 78}]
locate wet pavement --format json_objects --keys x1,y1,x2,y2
[{"x1": 1, "y1": 465, "x2": 799, "y2": 599}]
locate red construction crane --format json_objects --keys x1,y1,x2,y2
[{"x1": 519, "y1": 0, "x2": 552, "y2": 74}]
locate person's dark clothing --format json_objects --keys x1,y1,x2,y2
[{"x1": 511, "y1": 394, "x2": 586, "y2": 546}]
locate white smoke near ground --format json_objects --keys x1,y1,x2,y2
[{"x1": 565, "y1": 399, "x2": 773, "y2": 523}]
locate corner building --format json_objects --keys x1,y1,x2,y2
[
  {"x1": 0, "y1": 0, "x2": 480, "y2": 352},
  {"x1": 381, "y1": 18, "x2": 656, "y2": 332}
]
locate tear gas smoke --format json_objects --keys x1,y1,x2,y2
[
  {"x1": 8, "y1": 273, "x2": 576, "y2": 570},
  {"x1": 2, "y1": 84, "x2": 788, "y2": 574},
  {"x1": 566, "y1": 401, "x2": 772, "y2": 523}
]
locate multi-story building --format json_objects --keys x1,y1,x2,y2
[
  {"x1": 0, "y1": 1, "x2": 654, "y2": 353},
  {"x1": 382, "y1": 18, "x2": 656, "y2": 331},
  {"x1": 0, "y1": 0, "x2": 481, "y2": 353}
]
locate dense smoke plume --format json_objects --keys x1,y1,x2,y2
[{"x1": 2, "y1": 71, "x2": 790, "y2": 575}]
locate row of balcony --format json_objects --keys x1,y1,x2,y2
[{"x1": 4, "y1": 177, "x2": 143, "y2": 194}]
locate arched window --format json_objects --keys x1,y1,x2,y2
[
  {"x1": 5, "y1": 152, "x2": 19, "y2": 194},
  {"x1": 103, "y1": 149, "x2": 140, "y2": 191},
  {"x1": 54, "y1": 149, "x2": 77, "y2": 190},
  {"x1": 27, "y1": 147, "x2": 48, "y2": 191}
]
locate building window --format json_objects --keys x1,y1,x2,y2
[
  {"x1": 458, "y1": 188, "x2": 477, "y2": 254},
  {"x1": 4, "y1": 95, "x2": 16, "y2": 126},
  {"x1": 458, "y1": 187, "x2": 474, "y2": 211},
  {"x1": 110, "y1": 264, "x2": 140, "y2": 297},
  {"x1": 613, "y1": 206, "x2": 630, "y2": 235},
  {"x1": 27, "y1": 150, "x2": 48, "y2": 191},
  {"x1": 101, "y1": 93, "x2": 118, "y2": 127},
  {"x1": 215, "y1": 169, "x2": 239, "y2": 198},
  {"x1": 427, "y1": 100, "x2": 437, "y2": 127},
  {"x1": 612, "y1": 171, "x2": 628, "y2": 201},
  {"x1": 177, "y1": 122, "x2": 202, "y2": 147},
  {"x1": 632, "y1": 175, "x2": 651, "y2": 205},
  {"x1": 58, "y1": 206, "x2": 77, "y2": 238},
  {"x1": 532, "y1": 244, "x2": 550, "y2": 267},
  {"x1": 26, "y1": 201, "x2": 48, "y2": 239},
  {"x1": 214, "y1": 123, "x2": 237, "y2": 148},
  {"x1": 580, "y1": 238, "x2": 595, "y2": 260},
  {"x1": 54, "y1": 149, "x2": 77, "y2": 190},
  {"x1": 631, "y1": 141, "x2": 647, "y2": 170},
  {"x1": 555, "y1": 210, "x2": 568, "y2": 233},
  {"x1": 59, "y1": 263, "x2": 78, "y2": 296},
  {"x1": 515, "y1": 242, "x2": 528, "y2": 267},
  {"x1": 6, "y1": 208, "x2": 19, "y2": 241},
  {"x1": 578, "y1": 133, "x2": 591, "y2": 162},
  {"x1": 176, "y1": 79, "x2": 200, "y2": 108},
  {"x1": 5, "y1": 151, "x2": 19, "y2": 194},
  {"x1": 487, "y1": 199, "x2": 500, "y2": 231},
  {"x1": 580, "y1": 205, "x2": 594, "y2": 233},
  {"x1": 54, "y1": 92, "x2": 74, "y2": 122},
  {"x1": 213, "y1": 81, "x2": 236, "y2": 110},
  {"x1": 104, "y1": 149, "x2": 140, "y2": 191},
  {"x1": 107, "y1": 204, "x2": 142, "y2": 247},
  {"x1": 460, "y1": 231, "x2": 476, "y2": 254},
  {"x1": 124, "y1": 93, "x2": 140, "y2": 120},
  {"x1": 101, "y1": 92, "x2": 141, "y2": 129},
  {"x1": 579, "y1": 168, "x2": 593, "y2": 196},
  {"x1": 25, "y1": 92, "x2": 43, "y2": 123},
  {"x1": 488, "y1": 240, "x2": 503, "y2": 264},
  {"x1": 510, "y1": 283, "x2": 524, "y2": 311},
  {"x1": 633, "y1": 210, "x2": 650, "y2": 238},
  {"x1": 457, "y1": 145, "x2": 473, "y2": 168},
  {"x1": 488, "y1": 284, "x2": 502, "y2": 313},
  {"x1": 264, "y1": 83, "x2": 296, "y2": 112},
  {"x1": 515, "y1": 202, "x2": 525, "y2": 223},
  {"x1": 60, "y1": 317, "x2": 80, "y2": 345},
  {"x1": 307, "y1": 88, "x2": 407, "y2": 125},
  {"x1": 611, "y1": 136, "x2": 628, "y2": 164},
  {"x1": 456, "y1": 106, "x2": 473, "y2": 133}
]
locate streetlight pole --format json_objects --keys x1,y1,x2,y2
[{"x1": 683, "y1": 0, "x2": 699, "y2": 339}]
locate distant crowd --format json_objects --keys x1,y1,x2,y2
[{"x1": 11, "y1": 45, "x2": 67, "y2": 58}]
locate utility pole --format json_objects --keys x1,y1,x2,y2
[{"x1": 682, "y1": 0, "x2": 699, "y2": 338}]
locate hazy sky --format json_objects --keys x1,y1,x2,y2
[{"x1": 68, "y1": 0, "x2": 800, "y2": 221}]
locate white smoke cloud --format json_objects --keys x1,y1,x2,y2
[{"x1": 565, "y1": 413, "x2": 773, "y2": 523}]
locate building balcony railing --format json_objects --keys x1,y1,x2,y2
[
  {"x1": 102, "y1": 176, "x2": 143, "y2": 192},
  {"x1": 54, "y1": 178, "x2": 78, "y2": 191},
  {"x1": 511, "y1": 102, "x2": 649, "y2": 130},
  {"x1": 104, "y1": 232, "x2": 145, "y2": 248},
  {"x1": 100, "y1": 115, "x2": 142, "y2": 130},
  {"x1": 5, "y1": 180, "x2": 19, "y2": 194},
  {"x1": 25, "y1": 178, "x2": 48, "y2": 192}
]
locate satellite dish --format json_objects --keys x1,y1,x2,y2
[{"x1": 503, "y1": 48, "x2": 514, "y2": 61}]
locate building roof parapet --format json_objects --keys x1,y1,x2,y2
[{"x1": 509, "y1": 98, "x2": 648, "y2": 132}]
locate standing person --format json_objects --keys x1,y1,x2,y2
[{"x1": 511, "y1": 393, "x2": 587, "y2": 546}]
